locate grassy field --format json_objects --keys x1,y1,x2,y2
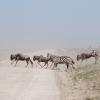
[{"x1": 72, "y1": 63, "x2": 100, "y2": 100}]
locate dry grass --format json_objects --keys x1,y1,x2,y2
[
  {"x1": 72, "y1": 63, "x2": 100, "y2": 99},
  {"x1": 85, "y1": 96, "x2": 100, "y2": 100},
  {"x1": 85, "y1": 97, "x2": 94, "y2": 100},
  {"x1": 73, "y1": 64, "x2": 100, "y2": 81}
]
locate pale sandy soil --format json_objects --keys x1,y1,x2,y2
[{"x1": 0, "y1": 49, "x2": 100, "y2": 100}]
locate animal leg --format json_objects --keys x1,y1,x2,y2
[
  {"x1": 15, "y1": 60, "x2": 18, "y2": 67},
  {"x1": 29, "y1": 59, "x2": 33, "y2": 67},
  {"x1": 81, "y1": 59, "x2": 83, "y2": 63},
  {"x1": 50, "y1": 62, "x2": 53, "y2": 68},
  {"x1": 66, "y1": 63, "x2": 69, "y2": 69},
  {"x1": 44, "y1": 62, "x2": 48, "y2": 69},
  {"x1": 11, "y1": 60, "x2": 15, "y2": 65},
  {"x1": 72, "y1": 64, "x2": 75, "y2": 69},
  {"x1": 53, "y1": 63, "x2": 57, "y2": 70},
  {"x1": 48, "y1": 62, "x2": 54, "y2": 69},
  {"x1": 95, "y1": 56, "x2": 99, "y2": 64},
  {"x1": 45, "y1": 62, "x2": 48, "y2": 69},
  {"x1": 37, "y1": 62, "x2": 43, "y2": 68},
  {"x1": 41, "y1": 63, "x2": 46, "y2": 68},
  {"x1": 25, "y1": 61, "x2": 29, "y2": 67},
  {"x1": 79, "y1": 59, "x2": 83, "y2": 65}
]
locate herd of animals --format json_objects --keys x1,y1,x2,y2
[{"x1": 10, "y1": 50, "x2": 99, "y2": 71}]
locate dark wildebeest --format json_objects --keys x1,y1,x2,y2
[
  {"x1": 77, "y1": 50, "x2": 99, "y2": 64},
  {"x1": 47, "y1": 53, "x2": 75, "y2": 70},
  {"x1": 10, "y1": 53, "x2": 33, "y2": 67},
  {"x1": 33, "y1": 55, "x2": 50, "y2": 68}
]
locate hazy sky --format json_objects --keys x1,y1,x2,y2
[{"x1": 0, "y1": 0, "x2": 100, "y2": 49}]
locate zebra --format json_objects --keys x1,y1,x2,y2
[
  {"x1": 10, "y1": 53, "x2": 33, "y2": 67},
  {"x1": 33, "y1": 55, "x2": 50, "y2": 68},
  {"x1": 77, "y1": 50, "x2": 99, "y2": 64},
  {"x1": 47, "y1": 53, "x2": 75, "y2": 70}
]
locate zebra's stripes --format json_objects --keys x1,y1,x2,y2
[{"x1": 47, "y1": 53, "x2": 75, "y2": 70}]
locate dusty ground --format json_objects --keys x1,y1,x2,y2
[{"x1": 0, "y1": 49, "x2": 100, "y2": 100}]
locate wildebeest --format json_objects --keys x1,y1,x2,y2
[
  {"x1": 33, "y1": 55, "x2": 50, "y2": 68},
  {"x1": 10, "y1": 53, "x2": 33, "y2": 67},
  {"x1": 77, "y1": 50, "x2": 99, "y2": 64},
  {"x1": 47, "y1": 53, "x2": 75, "y2": 70}
]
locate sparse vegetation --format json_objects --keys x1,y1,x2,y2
[
  {"x1": 85, "y1": 96, "x2": 100, "y2": 100},
  {"x1": 85, "y1": 97, "x2": 94, "y2": 100},
  {"x1": 85, "y1": 97, "x2": 93, "y2": 100},
  {"x1": 73, "y1": 64, "x2": 100, "y2": 99},
  {"x1": 73, "y1": 64, "x2": 100, "y2": 81}
]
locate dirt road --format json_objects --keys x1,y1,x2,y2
[{"x1": 0, "y1": 58, "x2": 64, "y2": 100}]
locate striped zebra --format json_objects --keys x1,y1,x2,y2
[{"x1": 47, "y1": 53, "x2": 75, "y2": 70}]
